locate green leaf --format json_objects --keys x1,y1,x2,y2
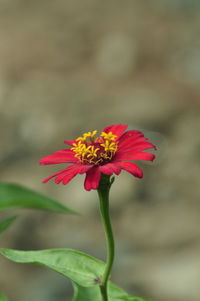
[
  {"x1": 72, "y1": 282, "x2": 152, "y2": 301},
  {"x1": 0, "y1": 248, "x2": 105, "y2": 287},
  {"x1": 72, "y1": 283, "x2": 101, "y2": 301},
  {"x1": 0, "y1": 293, "x2": 9, "y2": 301},
  {"x1": 0, "y1": 182, "x2": 76, "y2": 214},
  {"x1": 72, "y1": 282, "x2": 126, "y2": 301},
  {"x1": 0, "y1": 216, "x2": 17, "y2": 234},
  {"x1": 108, "y1": 282, "x2": 127, "y2": 299}
]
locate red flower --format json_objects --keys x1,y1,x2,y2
[{"x1": 40, "y1": 124, "x2": 156, "y2": 191}]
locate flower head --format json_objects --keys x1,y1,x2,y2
[{"x1": 40, "y1": 124, "x2": 156, "y2": 191}]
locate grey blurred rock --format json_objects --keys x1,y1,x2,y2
[
  {"x1": 154, "y1": 112, "x2": 200, "y2": 201},
  {"x1": 133, "y1": 248, "x2": 200, "y2": 301},
  {"x1": 117, "y1": 200, "x2": 200, "y2": 249},
  {"x1": 95, "y1": 34, "x2": 138, "y2": 78},
  {"x1": 22, "y1": 272, "x2": 71, "y2": 301},
  {"x1": 157, "y1": 0, "x2": 200, "y2": 12},
  {"x1": 169, "y1": 40, "x2": 200, "y2": 87},
  {"x1": 108, "y1": 87, "x2": 181, "y2": 127}
]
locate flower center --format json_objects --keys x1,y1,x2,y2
[{"x1": 71, "y1": 130, "x2": 118, "y2": 165}]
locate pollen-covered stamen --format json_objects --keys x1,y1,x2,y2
[
  {"x1": 100, "y1": 140, "x2": 117, "y2": 152},
  {"x1": 100, "y1": 131, "x2": 117, "y2": 141},
  {"x1": 71, "y1": 141, "x2": 86, "y2": 157},
  {"x1": 100, "y1": 131, "x2": 118, "y2": 156},
  {"x1": 71, "y1": 130, "x2": 118, "y2": 165},
  {"x1": 77, "y1": 130, "x2": 97, "y2": 143},
  {"x1": 87, "y1": 145, "x2": 100, "y2": 158}
]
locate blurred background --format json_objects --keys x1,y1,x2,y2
[{"x1": 0, "y1": 1, "x2": 200, "y2": 301}]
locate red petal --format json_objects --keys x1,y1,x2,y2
[
  {"x1": 114, "y1": 151, "x2": 155, "y2": 161},
  {"x1": 42, "y1": 164, "x2": 91, "y2": 184},
  {"x1": 118, "y1": 130, "x2": 144, "y2": 147},
  {"x1": 99, "y1": 163, "x2": 121, "y2": 175},
  {"x1": 122, "y1": 136, "x2": 154, "y2": 146},
  {"x1": 84, "y1": 167, "x2": 101, "y2": 191},
  {"x1": 118, "y1": 133, "x2": 156, "y2": 152},
  {"x1": 119, "y1": 137, "x2": 147, "y2": 148},
  {"x1": 118, "y1": 141, "x2": 155, "y2": 153},
  {"x1": 40, "y1": 149, "x2": 78, "y2": 165},
  {"x1": 114, "y1": 161, "x2": 143, "y2": 178},
  {"x1": 64, "y1": 140, "x2": 77, "y2": 146},
  {"x1": 55, "y1": 164, "x2": 92, "y2": 184},
  {"x1": 103, "y1": 124, "x2": 128, "y2": 138},
  {"x1": 55, "y1": 169, "x2": 78, "y2": 184},
  {"x1": 42, "y1": 167, "x2": 71, "y2": 183}
]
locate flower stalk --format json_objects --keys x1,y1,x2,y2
[{"x1": 98, "y1": 175, "x2": 115, "y2": 301}]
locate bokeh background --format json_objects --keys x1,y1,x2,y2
[{"x1": 0, "y1": 1, "x2": 200, "y2": 301}]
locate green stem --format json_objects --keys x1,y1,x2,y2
[{"x1": 97, "y1": 175, "x2": 115, "y2": 301}]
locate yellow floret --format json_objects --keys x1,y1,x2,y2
[
  {"x1": 76, "y1": 130, "x2": 97, "y2": 143},
  {"x1": 71, "y1": 129, "x2": 118, "y2": 164},
  {"x1": 87, "y1": 145, "x2": 100, "y2": 158},
  {"x1": 100, "y1": 131, "x2": 117, "y2": 141}
]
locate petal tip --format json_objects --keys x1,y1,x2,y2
[{"x1": 42, "y1": 179, "x2": 49, "y2": 184}]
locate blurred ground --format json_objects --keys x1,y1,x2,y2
[{"x1": 0, "y1": 1, "x2": 200, "y2": 301}]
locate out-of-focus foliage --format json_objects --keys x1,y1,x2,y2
[
  {"x1": 0, "y1": 183, "x2": 76, "y2": 214},
  {"x1": 0, "y1": 216, "x2": 17, "y2": 234},
  {"x1": 0, "y1": 293, "x2": 9, "y2": 301}
]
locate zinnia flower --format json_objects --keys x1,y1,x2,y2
[{"x1": 40, "y1": 124, "x2": 156, "y2": 191}]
